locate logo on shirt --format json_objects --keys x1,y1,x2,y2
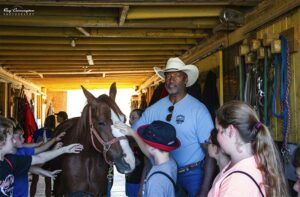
[
  {"x1": 0, "y1": 174, "x2": 14, "y2": 196},
  {"x1": 176, "y1": 115, "x2": 185, "y2": 124}
]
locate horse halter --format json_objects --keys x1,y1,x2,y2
[{"x1": 89, "y1": 106, "x2": 127, "y2": 165}]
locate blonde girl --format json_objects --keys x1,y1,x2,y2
[{"x1": 208, "y1": 101, "x2": 289, "y2": 197}]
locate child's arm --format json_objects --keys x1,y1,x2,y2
[
  {"x1": 22, "y1": 142, "x2": 43, "y2": 148},
  {"x1": 114, "y1": 122, "x2": 150, "y2": 158},
  {"x1": 34, "y1": 132, "x2": 66, "y2": 154},
  {"x1": 52, "y1": 142, "x2": 63, "y2": 150},
  {"x1": 31, "y1": 143, "x2": 83, "y2": 165},
  {"x1": 29, "y1": 166, "x2": 62, "y2": 179}
]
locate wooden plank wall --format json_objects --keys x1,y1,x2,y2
[{"x1": 256, "y1": 8, "x2": 300, "y2": 143}]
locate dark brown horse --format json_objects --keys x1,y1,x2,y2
[{"x1": 53, "y1": 83, "x2": 135, "y2": 197}]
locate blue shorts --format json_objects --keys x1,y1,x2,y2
[
  {"x1": 177, "y1": 165, "x2": 204, "y2": 197},
  {"x1": 125, "y1": 183, "x2": 140, "y2": 197}
]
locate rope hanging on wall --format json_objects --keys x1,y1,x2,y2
[{"x1": 271, "y1": 35, "x2": 291, "y2": 161}]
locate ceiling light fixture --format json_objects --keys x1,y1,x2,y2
[
  {"x1": 86, "y1": 54, "x2": 94, "y2": 65},
  {"x1": 76, "y1": 27, "x2": 90, "y2": 37},
  {"x1": 70, "y1": 39, "x2": 76, "y2": 47}
]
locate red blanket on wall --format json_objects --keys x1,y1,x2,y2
[{"x1": 23, "y1": 95, "x2": 37, "y2": 143}]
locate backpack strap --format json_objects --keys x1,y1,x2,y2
[
  {"x1": 147, "y1": 171, "x2": 176, "y2": 190},
  {"x1": 224, "y1": 170, "x2": 264, "y2": 197},
  {"x1": 4, "y1": 157, "x2": 13, "y2": 170}
]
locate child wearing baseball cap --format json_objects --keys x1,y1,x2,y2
[{"x1": 115, "y1": 120, "x2": 180, "y2": 197}]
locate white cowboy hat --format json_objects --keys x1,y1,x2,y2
[{"x1": 154, "y1": 57, "x2": 199, "y2": 87}]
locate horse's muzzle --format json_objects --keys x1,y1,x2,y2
[{"x1": 114, "y1": 157, "x2": 134, "y2": 174}]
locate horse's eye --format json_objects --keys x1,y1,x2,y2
[{"x1": 98, "y1": 122, "x2": 106, "y2": 126}]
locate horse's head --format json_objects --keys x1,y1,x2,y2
[{"x1": 81, "y1": 83, "x2": 135, "y2": 174}]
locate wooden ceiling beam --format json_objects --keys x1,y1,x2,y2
[
  {"x1": 15, "y1": 70, "x2": 154, "y2": 75},
  {"x1": 3, "y1": 63, "x2": 158, "y2": 68},
  {"x1": 0, "y1": 55, "x2": 170, "y2": 61},
  {"x1": 122, "y1": 17, "x2": 219, "y2": 29},
  {"x1": 0, "y1": 16, "x2": 218, "y2": 28},
  {"x1": 27, "y1": 77, "x2": 150, "y2": 83},
  {"x1": 5, "y1": 67, "x2": 152, "y2": 72},
  {"x1": 5, "y1": 68, "x2": 157, "y2": 73},
  {"x1": 26, "y1": 77, "x2": 149, "y2": 82},
  {"x1": 21, "y1": 76, "x2": 152, "y2": 82},
  {"x1": 0, "y1": 27, "x2": 208, "y2": 38},
  {"x1": 0, "y1": 44, "x2": 191, "y2": 50},
  {"x1": 2, "y1": 60, "x2": 165, "y2": 65},
  {"x1": 123, "y1": 18, "x2": 218, "y2": 29},
  {"x1": 0, "y1": 1, "x2": 261, "y2": 7},
  {"x1": 127, "y1": 6, "x2": 223, "y2": 19},
  {"x1": 24, "y1": 74, "x2": 153, "y2": 79},
  {"x1": 0, "y1": 5, "x2": 118, "y2": 16},
  {"x1": 7, "y1": 67, "x2": 155, "y2": 72},
  {"x1": 0, "y1": 37, "x2": 197, "y2": 45},
  {"x1": 0, "y1": 16, "x2": 118, "y2": 27},
  {"x1": 0, "y1": 50, "x2": 181, "y2": 56},
  {"x1": 89, "y1": 29, "x2": 208, "y2": 39}
]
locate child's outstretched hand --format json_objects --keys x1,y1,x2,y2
[
  {"x1": 53, "y1": 142, "x2": 63, "y2": 150},
  {"x1": 63, "y1": 143, "x2": 83, "y2": 154},
  {"x1": 55, "y1": 132, "x2": 66, "y2": 142},
  {"x1": 45, "y1": 169, "x2": 62, "y2": 180},
  {"x1": 114, "y1": 121, "x2": 134, "y2": 136}
]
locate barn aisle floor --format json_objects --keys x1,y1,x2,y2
[{"x1": 31, "y1": 166, "x2": 126, "y2": 197}]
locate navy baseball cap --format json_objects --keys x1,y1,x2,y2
[{"x1": 137, "y1": 120, "x2": 180, "y2": 152}]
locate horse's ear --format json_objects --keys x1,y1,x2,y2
[
  {"x1": 109, "y1": 82, "x2": 117, "y2": 101},
  {"x1": 81, "y1": 85, "x2": 95, "y2": 104}
]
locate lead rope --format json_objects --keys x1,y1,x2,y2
[
  {"x1": 271, "y1": 35, "x2": 291, "y2": 162},
  {"x1": 263, "y1": 47, "x2": 269, "y2": 126},
  {"x1": 283, "y1": 35, "x2": 292, "y2": 162},
  {"x1": 106, "y1": 165, "x2": 114, "y2": 197}
]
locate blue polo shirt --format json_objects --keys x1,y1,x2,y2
[{"x1": 133, "y1": 94, "x2": 214, "y2": 167}]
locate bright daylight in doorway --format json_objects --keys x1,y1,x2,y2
[{"x1": 67, "y1": 88, "x2": 136, "y2": 121}]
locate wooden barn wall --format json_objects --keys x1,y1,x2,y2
[
  {"x1": 179, "y1": 8, "x2": 299, "y2": 143},
  {"x1": 46, "y1": 91, "x2": 67, "y2": 117},
  {"x1": 255, "y1": 8, "x2": 300, "y2": 143},
  {"x1": 0, "y1": 71, "x2": 44, "y2": 127},
  {"x1": 0, "y1": 82, "x2": 7, "y2": 116}
]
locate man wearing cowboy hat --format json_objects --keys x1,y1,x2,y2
[{"x1": 132, "y1": 57, "x2": 215, "y2": 197}]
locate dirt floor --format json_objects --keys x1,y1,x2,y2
[{"x1": 30, "y1": 167, "x2": 126, "y2": 197}]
